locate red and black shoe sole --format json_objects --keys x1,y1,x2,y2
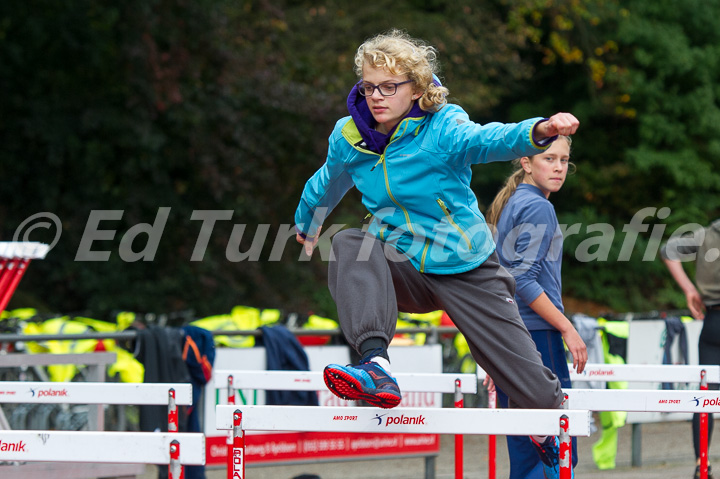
[{"x1": 323, "y1": 366, "x2": 401, "y2": 409}]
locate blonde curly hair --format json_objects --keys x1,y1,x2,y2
[{"x1": 354, "y1": 29, "x2": 448, "y2": 112}]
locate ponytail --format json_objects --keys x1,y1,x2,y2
[{"x1": 485, "y1": 159, "x2": 525, "y2": 229}]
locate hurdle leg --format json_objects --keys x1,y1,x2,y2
[
  {"x1": 169, "y1": 439, "x2": 184, "y2": 479},
  {"x1": 700, "y1": 370, "x2": 709, "y2": 479},
  {"x1": 559, "y1": 415, "x2": 571, "y2": 479},
  {"x1": 0, "y1": 257, "x2": 17, "y2": 306},
  {"x1": 167, "y1": 389, "x2": 183, "y2": 479},
  {"x1": 424, "y1": 456, "x2": 436, "y2": 479},
  {"x1": 230, "y1": 409, "x2": 245, "y2": 479},
  {"x1": 454, "y1": 378, "x2": 463, "y2": 479},
  {"x1": 168, "y1": 388, "x2": 179, "y2": 432},
  {"x1": 0, "y1": 258, "x2": 30, "y2": 313},
  {"x1": 0, "y1": 405, "x2": 10, "y2": 430},
  {"x1": 0, "y1": 258, "x2": 9, "y2": 302},
  {"x1": 487, "y1": 388, "x2": 496, "y2": 479},
  {"x1": 226, "y1": 375, "x2": 236, "y2": 479}
]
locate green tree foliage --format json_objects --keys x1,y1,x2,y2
[
  {"x1": 603, "y1": 0, "x2": 720, "y2": 309},
  {"x1": 0, "y1": 0, "x2": 332, "y2": 316},
  {"x1": 473, "y1": 0, "x2": 720, "y2": 312}
]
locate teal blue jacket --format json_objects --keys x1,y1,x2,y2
[{"x1": 294, "y1": 103, "x2": 551, "y2": 274}]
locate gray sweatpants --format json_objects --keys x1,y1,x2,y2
[{"x1": 328, "y1": 228, "x2": 564, "y2": 410}]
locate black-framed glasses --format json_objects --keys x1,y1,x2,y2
[{"x1": 357, "y1": 80, "x2": 414, "y2": 97}]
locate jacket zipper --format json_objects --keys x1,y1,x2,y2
[
  {"x1": 369, "y1": 119, "x2": 422, "y2": 262},
  {"x1": 419, "y1": 239, "x2": 430, "y2": 272},
  {"x1": 363, "y1": 213, "x2": 388, "y2": 240},
  {"x1": 382, "y1": 158, "x2": 415, "y2": 235},
  {"x1": 436, "y1": 198, "x2": 472, "y2": 251},
  {"x1": 374, "y1": 121, "x2": 416, "y2": 236}
]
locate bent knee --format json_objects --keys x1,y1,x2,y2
[
  {"x1": 534, "y1": 386, "x2": 565, "y2": 410},
  {"x1": 516, "y1": 383, "x2": 564, "y2": 410}
]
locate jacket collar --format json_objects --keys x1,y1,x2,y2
[
  {"x1": 517, "y1": 183, "x2": 546, "y2": 198},
  {"x1": 346, "y1": 83, "x2": 426, "y2": 154}
]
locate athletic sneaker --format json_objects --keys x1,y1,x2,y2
[
  {"x1": 323, "y1": 356, "x2": 402, "y2": 409},
  {"x1": 530, "y1": 435, "x2": 574, "y2": 479}
]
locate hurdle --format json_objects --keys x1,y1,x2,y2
[
  {"x1": 0, "y1": 381, "x2": 193, "y2": 432},
  {"x1": 564, "y1": 388, "x2": 720, "y2": 414},
  {"x1": 476, "y1": 363, "x2": 720, "y2": 478},
  {"x1": 0, "y1": 241, "x2": 49, "y2": 313},
  {"x1": 213, "y1": 370, "x2": 477, "y2": 479},
  {"x1": 216, "y1": 405, "x2": 592, "y2": 479},
  {"x1": 487, "y1": 386, "x2": 497, "y2": 479},
  {"x1": 569, "y1": 363, "x2": 720, "y2": 384},
  {"x1": 0, "y1": 381, "x2": 193, "y2": 405},
  {"x1": 570, "y1": 363, "x2": 720, "y2": 478},
  {"x1": 564, "y1": 387, "x2": 720, "y2": 479},
  {"x1": 0, "y1": 381, "x2": 199, "y2": 478}
]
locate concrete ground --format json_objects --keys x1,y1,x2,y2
[{"x1": 140, "y1": 418, "x2": 713, "y2": 479}]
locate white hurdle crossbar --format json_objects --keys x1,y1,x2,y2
[
  {"x1": 564, "y1": 389, "x2": 720, "y2": 413},
  {"x1": 213, "y1": 370, "x2": 478, "y2": 393},
  {"x1": 216, "y1": 405, "x2": 592, "y2": 436},
  {"x1": 0, "y1": 381, "x2": 193, "y2": 405},
  {"x1": 0, "y1": 430, "x2": 205, "y2": 464},
  {"x1": 217, "y1": 405, "x2": 591, "y2": 479},
  {"x1": 569, "y1": 364, "x2": 720, "y2": 383}
]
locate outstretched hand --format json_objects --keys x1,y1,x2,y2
[{"x1": 536, "y1": 112, "x2": 579, "y2": 139}]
